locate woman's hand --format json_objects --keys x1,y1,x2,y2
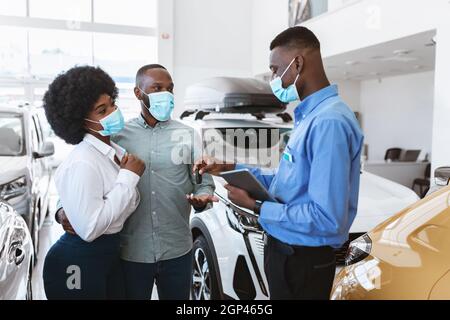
[
  {"x1": 121, "y1": 153, "x2": 146, "y2": 176},
  {"x1": 56, "y1": 208, "x2": 77, "y2": 235}
]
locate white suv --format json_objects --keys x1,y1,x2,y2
[{"x1": 182, "y1": 113, "x2": 419, "y2": 300}]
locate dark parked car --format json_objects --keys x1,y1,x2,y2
[
  {"x1": 0, "y1": 104, "x2": 54, "y2": 262},
  {"x1": 0, "y1": 201, "x2": 34, "y2": 300}
]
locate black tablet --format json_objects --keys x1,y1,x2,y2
[{"x1": 220, "y1": 168, "x2": 277, "y2": 202}]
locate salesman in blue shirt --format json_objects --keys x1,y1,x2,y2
[{"x1": 194, "y1": 26, "x2": 364, "y2": 300}]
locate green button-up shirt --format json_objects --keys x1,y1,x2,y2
[{"x1": 112, "y1": 115, "x2": 215, "y2": 263}]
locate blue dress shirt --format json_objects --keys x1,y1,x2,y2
[{"x1": 237, "y1": 85, "x2": 364, "y2": 248}]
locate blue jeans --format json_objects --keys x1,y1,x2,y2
[
  {"x1": 43, "y1": 233, "x2": 124, "y2": 300},
  {"x1": 121, "y1": 250, "x2": 192, "y2": 300}
]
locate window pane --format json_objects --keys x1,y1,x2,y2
[
  {"x1": 94, "y1": 0, "x2": 157, "y2": 28},
  {"x1": 0, "y1": 26, "x2": 28, "y2": 77},
  {"x1": 0, "y1": 114, "x2": 24, "y2": 156},
  {"x1": 0, "y1": 0, "x2": 26, "y2": 16},
  {"x1": 29, "y1": 29, "x2": 93, "y2": 77},
  {"x1": 93, "y1": 33, "x2": 157, "y2": 79},
  {"x1": 29, "y1": 0, "x2": 91, "y2": 21},
  {"x1": 0, "y1": 87, "x2": 26, "y2": 106}
]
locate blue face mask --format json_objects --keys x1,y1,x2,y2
[
  {"x1": 270, "y1": 57, "x2": 300, "y2": 103},
  {"x1": 85, "y1": 107, "x2": 125, "y2": 136},
  {"x1": 139, "y1": 88, "x2": 174, "y2": 122}
]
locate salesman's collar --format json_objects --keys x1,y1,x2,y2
[{"x1": 294, "y1": 84, "x2": 338, "y2": 124}]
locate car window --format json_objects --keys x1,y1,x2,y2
[
  {"x1": 32, "y1": 115, "x2": 43, "y2": 146},
  {"x1": 36, "y1": 108, "x2": 54, "y2": 138},
  {"x1": 30, "y1": 118, "x2": 40, "y2": 152},
  {"x1": 0, "y1": 113, "x2": 25, "y2": 156}
]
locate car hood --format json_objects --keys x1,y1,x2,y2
[
  {"x1": 0, "y1": 156, "x2": 28, "y2": 184},
  {"x1": 357, "y1": 171, "x2": 419, "y2": 217},
  {"x1": 368, "y1": 185, "x2": 450, "y2": 268}
]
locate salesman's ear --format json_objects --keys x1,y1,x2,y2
[
  {"x1": 134, "y1": 87, "x2": 143, "y2": 100},
  {"x1": 295, "y1": 55, "x2": 304, "y2": 75}
]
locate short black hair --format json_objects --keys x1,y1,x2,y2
[
  {"x1": 135, "y1": 64, "x2": 167, "y2": 86},
  {"x1": 43, "y1": 66, "x2": 118, "y2": 145},
  {"x1": 270, "y1": 26, "x2": 320, "y2": 51}
]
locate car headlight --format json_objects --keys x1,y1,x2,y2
[
  {"x1": 0, "y1": 176, "x2": 27, "y2": 201},
  {"x1": 226, "y1": 204, "x2": 261, "y2": 233},
  {"x1": 345, "y1": 234, "x2": 372, "y2": 266}
]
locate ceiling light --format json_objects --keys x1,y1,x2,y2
[{"x1": 345, "y1": 60, "x2": 359, "y2": 66}]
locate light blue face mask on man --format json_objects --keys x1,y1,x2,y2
[
  {"x1": 139, "y1": 88, "x2": 174, "y2": 122},
  {"x1": 270, "y1": 57, "x2": 301, "y2": 103},
  {"x1": 85, "y1": 107, "x2": 125, "y2": 136}
]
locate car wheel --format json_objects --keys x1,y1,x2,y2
[{"x1": 191, "y1": 235, "x2": 221, "y2": 300}]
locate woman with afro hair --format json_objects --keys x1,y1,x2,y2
[{"x1": 42, "y1": 66, "x2": 145, "y2": 299}]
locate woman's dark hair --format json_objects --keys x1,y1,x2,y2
[{"x1": 43, "y1": 66, "x2": 118, "y2": 145}]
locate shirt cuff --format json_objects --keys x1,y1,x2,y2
[
  {"x1": 259, "y1": 201, "x2": 283, "y2": 223},
  {"x1": 117, "y1": 169, "x2": 140, "y2": 188}
]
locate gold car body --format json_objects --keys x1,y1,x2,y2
[{"x1": 332, "y1": 185, "x2": 450, "y2": 300}]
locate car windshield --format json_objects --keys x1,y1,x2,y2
[
  {"x1": 202, "y1": 127, "x2": 292, "y2": 168},
  {"x1": 0, "y1": 113, "x2": 25, "y2": 156}
]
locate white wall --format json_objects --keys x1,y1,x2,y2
[
  {"x1": 360, "y1": 71, "x2": 434, "y2": 161},
  {"x1": 172, "y1": 0, "x2": 254, "y2": 117},
  {"x1": 431, "y1": 2, "x2": 450, "y2": 173},
  {"x1": 302, "y1": 0, "x2": 441, "y2": 59},
  {"x1": 334, "y1": 80, "x2": 361, "y2": 112},
  {"x1": 157, "y1": 0, "x2": 174, "y2": 72},
  {"x1": 251, "y1": 0, "x2": 289, "y2": 76}
]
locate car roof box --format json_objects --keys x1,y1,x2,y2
[{"x1": 183, "y1": 77, "x2": 287, "y2": 114}]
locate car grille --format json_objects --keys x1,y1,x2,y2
[
  {"x1": 334, "y1": 232, "x2": 365, "y2": 265},
  {"x1": 248, "y1": 232, "x2": 265, "y2": 257},
  {"x1": 254, "y1": 234, "x2": 265, "y2": 256}
]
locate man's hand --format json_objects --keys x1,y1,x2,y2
[
  {"x1": 56, "y1": 208, "x2": 77, "y2": 235},
  {"x1": 224, "y1": 184, "x2": 256, "y2": 211},
  {"x1": 186, "y1": 194, "x2": 219, "y2": 210},
  {"x1": 121, "y1": 153, "x2": 146, "y2": 176},
  {"x1": 193, "y1": 155, "x2": 236, "y2": 176}
]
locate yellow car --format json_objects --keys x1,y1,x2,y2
[{"x1": 332, "y1": 167, "x2": 450, "y2": 300}]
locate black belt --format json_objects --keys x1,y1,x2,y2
[{"x1": 263, "y1": 232, "x2": 333, "y2": 256}]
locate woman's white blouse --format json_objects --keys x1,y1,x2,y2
[{"x1": 54, "y1": 134, "x2": 140, "y2": 242}]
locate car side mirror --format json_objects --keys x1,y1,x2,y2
[
  {"x1": 33, "y1": 141, "x2": 55, "y2": 159},
  {"x1": 434, "y1": 166, "x2": 450, "y2": 187}
]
